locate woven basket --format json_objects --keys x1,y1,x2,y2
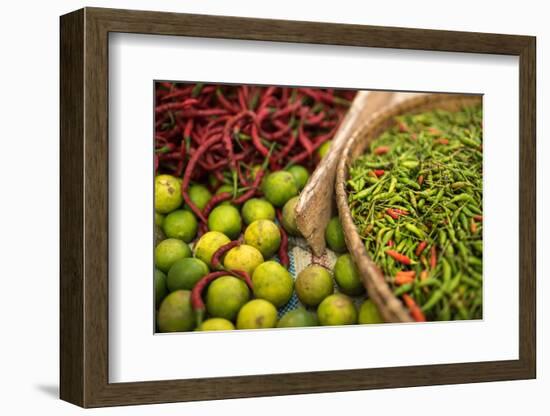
[{"x1": 335, "y1": 93, "x2": 482, "y2": 323}]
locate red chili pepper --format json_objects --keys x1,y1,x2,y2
[
  {"x1": 233, "y1": 171, "x2": 266, "y2": 205},
  {"x1": 155, "y1": 98, "x2": 199, "y2": 114},
  {"x1": 373, "y1": 169, "x2": 385, "y2": 177},
  {"x1": 276, "y1": 130, "x2": 298, "y2": 160},
  {"x1": 175, "y1": 140, "x2": 187, "y2": 177},
  {"x1": 183, "y1": 118, "x2": 194, "y2": 140},
  {"x1": 276, "y1": 210, "x2": 290, "y2": 268},
  {"x1": 181, "y1": 135, "x2": 222, "y2": 223},
  {"x1": 402, "y1": 294, "x2": 426, "y2": 322},
  {"x1": 430, "y1": 246, "x2": 437, "y2": 269},
  {"x1": 395, "y1": 271, "x2": 415, "y2": 285},
  {"x1": 473, "y1": 214, "x2": 483, "y2": 221},
  {"x1": 385, "y1": 250, "x2": 412, "y2": 265},
  {"x1": 420, "y1": 270, "x2": 429, "y2": 281},
  {"x1": 305, "y1": 110, "x2": 325, "y2": 125},
  {"x1": 373, "y1": 146, "x2": 390, "y2": 155},
  {"x1": 397, "y1": 121, "x2": 409, "y2": 132},
  {"x1": 415, "y1": 241, "x2": 428, "y2": 257},
  {"x1": 216, "y1": 89, "x2": 239, "y2": 113},
  {"x1": 387, "y1": 240, "x2": 394, "y2": 247},
  {"x1": 435, "y1": 138, "x2": 449, "y2": 145},
  {"x1": 156, "y1": 83, "x2": 355, "y2": 197},
  {"x1": 228, "y1": 269, "x2": 254, "y2": 291},
  {"x1": 417, "y1": 175, "x2": 424, "y2": 186},
  {"x1": 237, "y1": 88, "x2": 248, "y2": 111},
  {"x1": 179, "y1": 108, "x2": 229, "y2": 118},
  {"x1": 161, "y1": 124, "x2": 181, "y2": 141},
  {"x1": 297, "y1": 123, "x2": 314, "y2": 157},
  {"x1": 250, "y1": 123, "x2": 271, "y2": 158},
  {"x1": 202, "y1": 192, "x2": 232, "y2": 218},
  {"x1": 272, "y1": 100, "x2": 301, "y2": 118},
  {"x1": 470, "y1": 219, "x2": 478, "y2": 233},
  {"x1": 298, "y1": 88, "x2": 334, "y2": 105},
  {"x1": 386, "y1": 209, "x2": 399, "y2": 220},
  {"x1": 191, "y1": 271, "x2": 229, "y2": 326},
  {"x1": 160, "y1": 85, "x2": 193, "y2": 101},
  {"x1": 211, "y1": 240, "x2": 241, "y2": 270},
  {"x1": 386, "y1": 208, "x2": 408, "y2": 219}
]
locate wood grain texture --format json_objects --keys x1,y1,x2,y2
[
  {"x1": 518, "y1": 38, "x2": 536, "y2": 377},
  {"x1": 59, "y1": 7, "x2": 537, "y2": 408},
  {"x1": 59, "y1": 9, "x2": 84, "y2": 406}
]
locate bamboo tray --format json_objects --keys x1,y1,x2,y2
[{"x1": 335, "y1": 93, "x2": 482, "y2": 322}]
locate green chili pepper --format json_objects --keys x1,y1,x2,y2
[
  {"x1": 441, "y1": 258, "x2": 452, "y2": 283},
  {"x1": 405, "y1": 223, "x2": 426, "y2": 239},
  {"x1": 394, "y1": 283, "x2": 413, "y2": 296},
  {"x1": 437, "y1": 298, "x2": 451, "y2": 321},
  {"x1": 347, "y1": 104, "x2": 483, "y2": 322},
  {"x1": 422, "y1": 289, "x2": 444, "y2": 312},
  {"x1": 388, "y1": 176, "x2": 398, "y2": 193}
]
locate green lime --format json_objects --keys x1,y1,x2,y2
[
  {"x1": 154, "y1": 268, "x2": 167, "y2": 308},
  {"x1": 194, "y1": 231, "x2": 231, "y2": 268},
  {"x1": 295, "y1": 265, "x2": 334, "y2": 307},
  {"x1": 236, "y1": 299, "x2": 278, "y2": 329},
  {"x1": 262, "y1": 171, "x2": 299, "y2": 207},
  {"x1": 199, "y1": 318, "x2": 235, "y2": 331},
  {"x1": 325, "y1": 217, "x2": 347, "y2": 253},
  {"x1": 155, "y1": 212, "x2": 165, "y2": 227},
  {"x1": 167, "y1": 257, "x2": 209, "y2": 291},
  {"x1": 162, "y1": 210, "x2": 198, "y2": 243},
  {"x1": 223, "y1": 244, "x2": 264, "y2": 276},
  {"x1": 157, "y1": 290, "x2": 195, "y2": 332},
  {"x1": 281, "y1": 196, "x2": 301, "y2": 236},
  {"x1": 216, "y1": 184, "x2": 237, "y2": 206},
  {"x1": 155, "y1": 238, "x2": 192, "y2": 272},
  {"x1": 252, "y1": 261, "x2": 294, "y2": 307},
  {"x1": 186, "y1": 184, "x2": 212, "y2": 211},
  {"x1": 241, "y1": 198, "x2": 276, "y2": 225},
  {"x1": 317, "y1": 293, "x2": 357, "y2": 326},
  {"x1": 208, "y1": 205, "x2": 242, "y2": 239},
  {"x1": 277, "y1": 308, "x2": 319, "y2": 328},
  {"x1": 155, "y1": 175, "x2": 183, "y2": 214},
  {"x1": 317, "y1": 140, "x2": 332, "y2": 159},
  {"x1": 333, "y1": 254, "x2": 364, "y2": 296},
  {"x1": 216, "y1": 184, "x2": 234, "y2": 195},
  {"x1": 286, "y1": 165, "x2": 309, "y2": 190},
  {"x1": 206, "y1": 276, "x2": 250, "y2": 321},
  {"x1": 358, "y1": 299, "x2": 384, "y2": 324},
  {"x1": 251, "y1": 165, "x2": 265, "y2": 180},
  {"x1": 243, "y1": 219, "x2": 281, "y2": 258}
]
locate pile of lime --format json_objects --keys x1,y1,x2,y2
[{"x1": 154, "y1": 165, "x2": 385, "y2": 333}]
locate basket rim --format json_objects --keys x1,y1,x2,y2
[{"x1": 335, "y1": 93, "x2": 482, "y2": 323}]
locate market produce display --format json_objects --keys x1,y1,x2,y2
[
  {"x1": 346, "y1": 104, "x2": 483, "y2": 321},
  {"x1": 154, "y1": 82, "x2": 372, "y2": 332},
  {"x1": 153, "y1": 82, "x2": 483, "y2": 331}
]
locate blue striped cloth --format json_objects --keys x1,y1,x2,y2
[{"x1": 277, "y1": 249, "x2": 300, "y2": 318}]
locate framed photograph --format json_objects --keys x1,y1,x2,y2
[{"x1": 60, "y1": 7, "x2": 536, "y2": 408}]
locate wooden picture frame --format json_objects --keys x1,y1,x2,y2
[{"x1": 60, "y1": 7, "x2": 536, "y2": 408}]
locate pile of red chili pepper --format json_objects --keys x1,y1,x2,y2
[{"x1": 155, "y1": 82, "x2": 355, "y2": 224}]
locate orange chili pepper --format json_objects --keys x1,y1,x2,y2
[{"x1": 402, "y1": 294, "x2": 426, "y2": 322}]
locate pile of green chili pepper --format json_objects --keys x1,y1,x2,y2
[{"x1": 347, "y1": 104, "x2": 483, "y2": 321}]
